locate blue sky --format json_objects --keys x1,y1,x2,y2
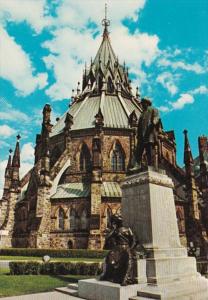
[{"x1": 0, "y1": 0, "x2": 208, "y2": 196}]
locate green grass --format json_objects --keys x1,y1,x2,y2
[
  {"x1": 0, "y1": 256, "x2": 101, "y2": 297},
  {"x1": 0, "y1": 256, "x2": 102, "y2": 262},
  {"x1": 0, "y1": 267, "x2": 91, "y2": 298}
]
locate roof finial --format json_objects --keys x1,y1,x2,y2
[{"x1": 102, "y1": 3, "x2": 110, "y2": 37}]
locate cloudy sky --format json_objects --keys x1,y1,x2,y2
[{"x1": 0, "y1": 0, "x2": 208, "y2": 196}]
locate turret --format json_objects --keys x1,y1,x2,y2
[
  {"x1": 183, "y1": 130, "x2": 199, "y2": 220},
  {"x1": 3, "y1": 149, "x2": 13, "y2": 192},
  {"x1": 10, "y1": 135, "x2": 21, "y2": 191},
  {"x1": 183, "y1": 129, "x2": 194, "y2": 177}
]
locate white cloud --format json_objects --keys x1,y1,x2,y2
[
  {"x1": 21, "y1": 143, "x2": 34, "y2": 163},
  {"x1": 0, "y1": 0, "x2": 51, "y2": 33},
  {"x1": 42, "y1": 1, "x2": 159, "y2": 100},
  {"x1": 19, "y1": 162, "x2": 34, "y2": 179},
  {"x1": 0, "y1": 160, "x2": 7, "y2": 198},
  {"x1": 0, "y1": 159, "x2": 33, "y2": 199},
  {"x1": 0, "y1": 98, "x2": 30, "y2": 123},
  {"x1": 0, "y1": 125, "x2": 16, "y2": 137},
  {"x1": 157, "y1": 105, "x2": 170, "y2": 112},
  {"x1": 156, "y1": 72, "x2": 178, "y2": 95},
  {"x1": 170, "y1": 93, "x2": 194, "y2": 110},
  {"x1": 55, "y1": 0, "x2": 146, "y2": 28},
  {"x1": 190, "y1": 85, "x2": 208, "y2": 95},
  {"x1": 158, "y1": 58, "x2": 205, "y2": 74},
  {"x1": 0, "y1": 26, "x2": 48, "y2": 96}
]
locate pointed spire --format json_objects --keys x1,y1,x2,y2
[
  {"x1": 102, "y1": 3, "x2": 110, "y2": 38},
  {"x1": 183, "y1": 129, "x2": 193, "y2": 167},
  {"x1": 6, "y1": 149, "x2": 12, "y2": 169},
  {"x1": 12, "y1": 135, "x2": 21, "y2": 168}
]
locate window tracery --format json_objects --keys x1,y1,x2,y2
[{"x1": 111, "y1": 142, "x2": 125, "y2": 171}]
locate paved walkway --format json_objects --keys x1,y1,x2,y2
[{"x1": 0, "y1": 291, "x2": 83, "y2": 300}]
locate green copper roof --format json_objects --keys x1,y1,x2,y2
[
  {"x1": 51, "y1": 183, "x2": 90, "y2": 199},
  {"x1": 101, "y1": 182, "x2": 121, "y2": 198},
  {"x1": 93, "y1": 32, "x2": 117, "y2": 72},
  {"x1": 51, "y1": 182, "x2": 121, "y2": 199},
  {"x1": 50, "y1": 94, "x2": 141, "y2": 136}
]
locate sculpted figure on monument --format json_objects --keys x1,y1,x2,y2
[
  {"x1": 100, "y1": 214, "x2": 138, "y2": 286},
  {"x1": 131, "y1": 97, "x2": 161, "y2": 171}
]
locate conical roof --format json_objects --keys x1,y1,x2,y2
[{"x1": 50, "y1": 18, "x2": 141, "y2": 137}]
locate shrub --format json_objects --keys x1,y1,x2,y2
[
  {"x1": 10, "y1": 261, "x2": 41, "y2": 275},
  {"x1": 0, "y1": 248, "x2": 107, "y2": 259},
  {"x1": 9, "y1": 261, "x2": 103, "y2": 276}
]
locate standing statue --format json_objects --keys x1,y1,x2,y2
[
  {"x1": 100, "y1": 214, "x2": 138, "y2": 286},
  {"x1": 131, "y1": 97, "x2": 161, "y2": 171}
]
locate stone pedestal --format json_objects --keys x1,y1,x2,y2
[
  {"x1": 78, "y1": 279, "x2": 142, "y2": 300},
  {"x1": 122, "y1": 169, "x2": 208, "y2": 299}
]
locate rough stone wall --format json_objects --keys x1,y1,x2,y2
[{"x1": 11, "y1": 125, "x2": 190, "y2": 250}]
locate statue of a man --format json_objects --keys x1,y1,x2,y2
[{"x1": 132, "y1": 97, "x2": 160, "y2": 170}]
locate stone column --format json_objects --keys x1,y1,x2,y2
[{"x1": 122, "y1": 168, "x2": 208, "y2": 299}]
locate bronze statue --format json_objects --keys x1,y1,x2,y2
[
  {"x1": 131, "y1": 97, "x2": 160, "y2": 170},
  {"x1": 100, "y1": 214, "x2": 138, "y2": 286}
]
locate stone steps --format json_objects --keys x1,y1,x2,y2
[{"x1": 54, "y1": 283, "x2": 79, "y2": 297}]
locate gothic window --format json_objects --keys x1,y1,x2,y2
[
  {"x1": 80, "y1": 209, "x2": 89, "y2": 230},
  {"x1": 107, "y1": 77, "x2": 114, "y2": 93},
  {"x1": 69, "y1": 208, "x2": 76, "y2": 231},
  {"x1": 58, "y1": 208, "x2": 65, "y2": 230},
  {"x1": 106, "y1": 207, "x2": 112, "y2": 228},
  {"x1": 80, "y1": 143, "x2": 91, "y2": 172},
  {"x1": 111, "y1": 143, "x2": 125, "y2": 171}
]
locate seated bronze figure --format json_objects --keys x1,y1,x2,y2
[{"x1": 100, "y1": 214, "x2": 139, "y2": 286}]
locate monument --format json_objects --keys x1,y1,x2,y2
[{"x1": 78, "y1": 98, "x2": 208, "y2": 299}]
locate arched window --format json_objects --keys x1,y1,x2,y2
[
  {"x1": 69, "y1": 208, "x2": 76, "y2": 231},
  {"x1": 58, "y1": 208, "x2": 65, "y2": 230},
  {"x1": 80, "y1": 143, "x2": 91, "y2": 172},
  {"x1": 80, "y1": 209, "x2": 89, "y2": 230},
  {"x1": 111, "y1": 143, "x2": 125, "y2": 171},
  {"x1": 107, "y1": 77, "x2": 114, "y2": 93},
  {"x1": 106, "y1": 207, "x2": 112, "y2": 228}
]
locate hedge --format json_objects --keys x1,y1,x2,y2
[
  {"x1": 9, "y1": 261, "x2": 103, "y2": 276},
  {"x1": 0, "y1": 248, "x2": 108, "y2": 259}
]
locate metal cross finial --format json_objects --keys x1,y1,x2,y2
[
  {"x1": 102, "y1": 3, "x2": 110, "y2": 34},
  {"x1": 16, "y1": 134, "x2": 21, "y2": 140}
]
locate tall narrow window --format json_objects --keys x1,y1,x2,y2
[
  {"x1": 69, "y1": 208, "x2": 76, "y2": 231},
  {"x1": 106, "y1": 208, "x2": 112, "y2": 228},
  {"x1": 80, "y1": 143, "x2": 91, "y2": 172},
  {"x1": 107, "y1": 77, "x2": 114, "y2": 93},
  {"x1": 111, "y1": 143, "x2": 125, "y2": 171},
  {"x1": 58, "y1": 208, "x2": 65, "y2": 230},
  {"x1": 80, "y1": 209, "x2": 89, "y2": 230}
]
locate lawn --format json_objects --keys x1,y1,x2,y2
[
  {"x1": 0, "y1": 256, "x2": 102, "y2": 262},
  {"x1": 0, "y1": 267, "x2": 90, "y2": 298}
]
